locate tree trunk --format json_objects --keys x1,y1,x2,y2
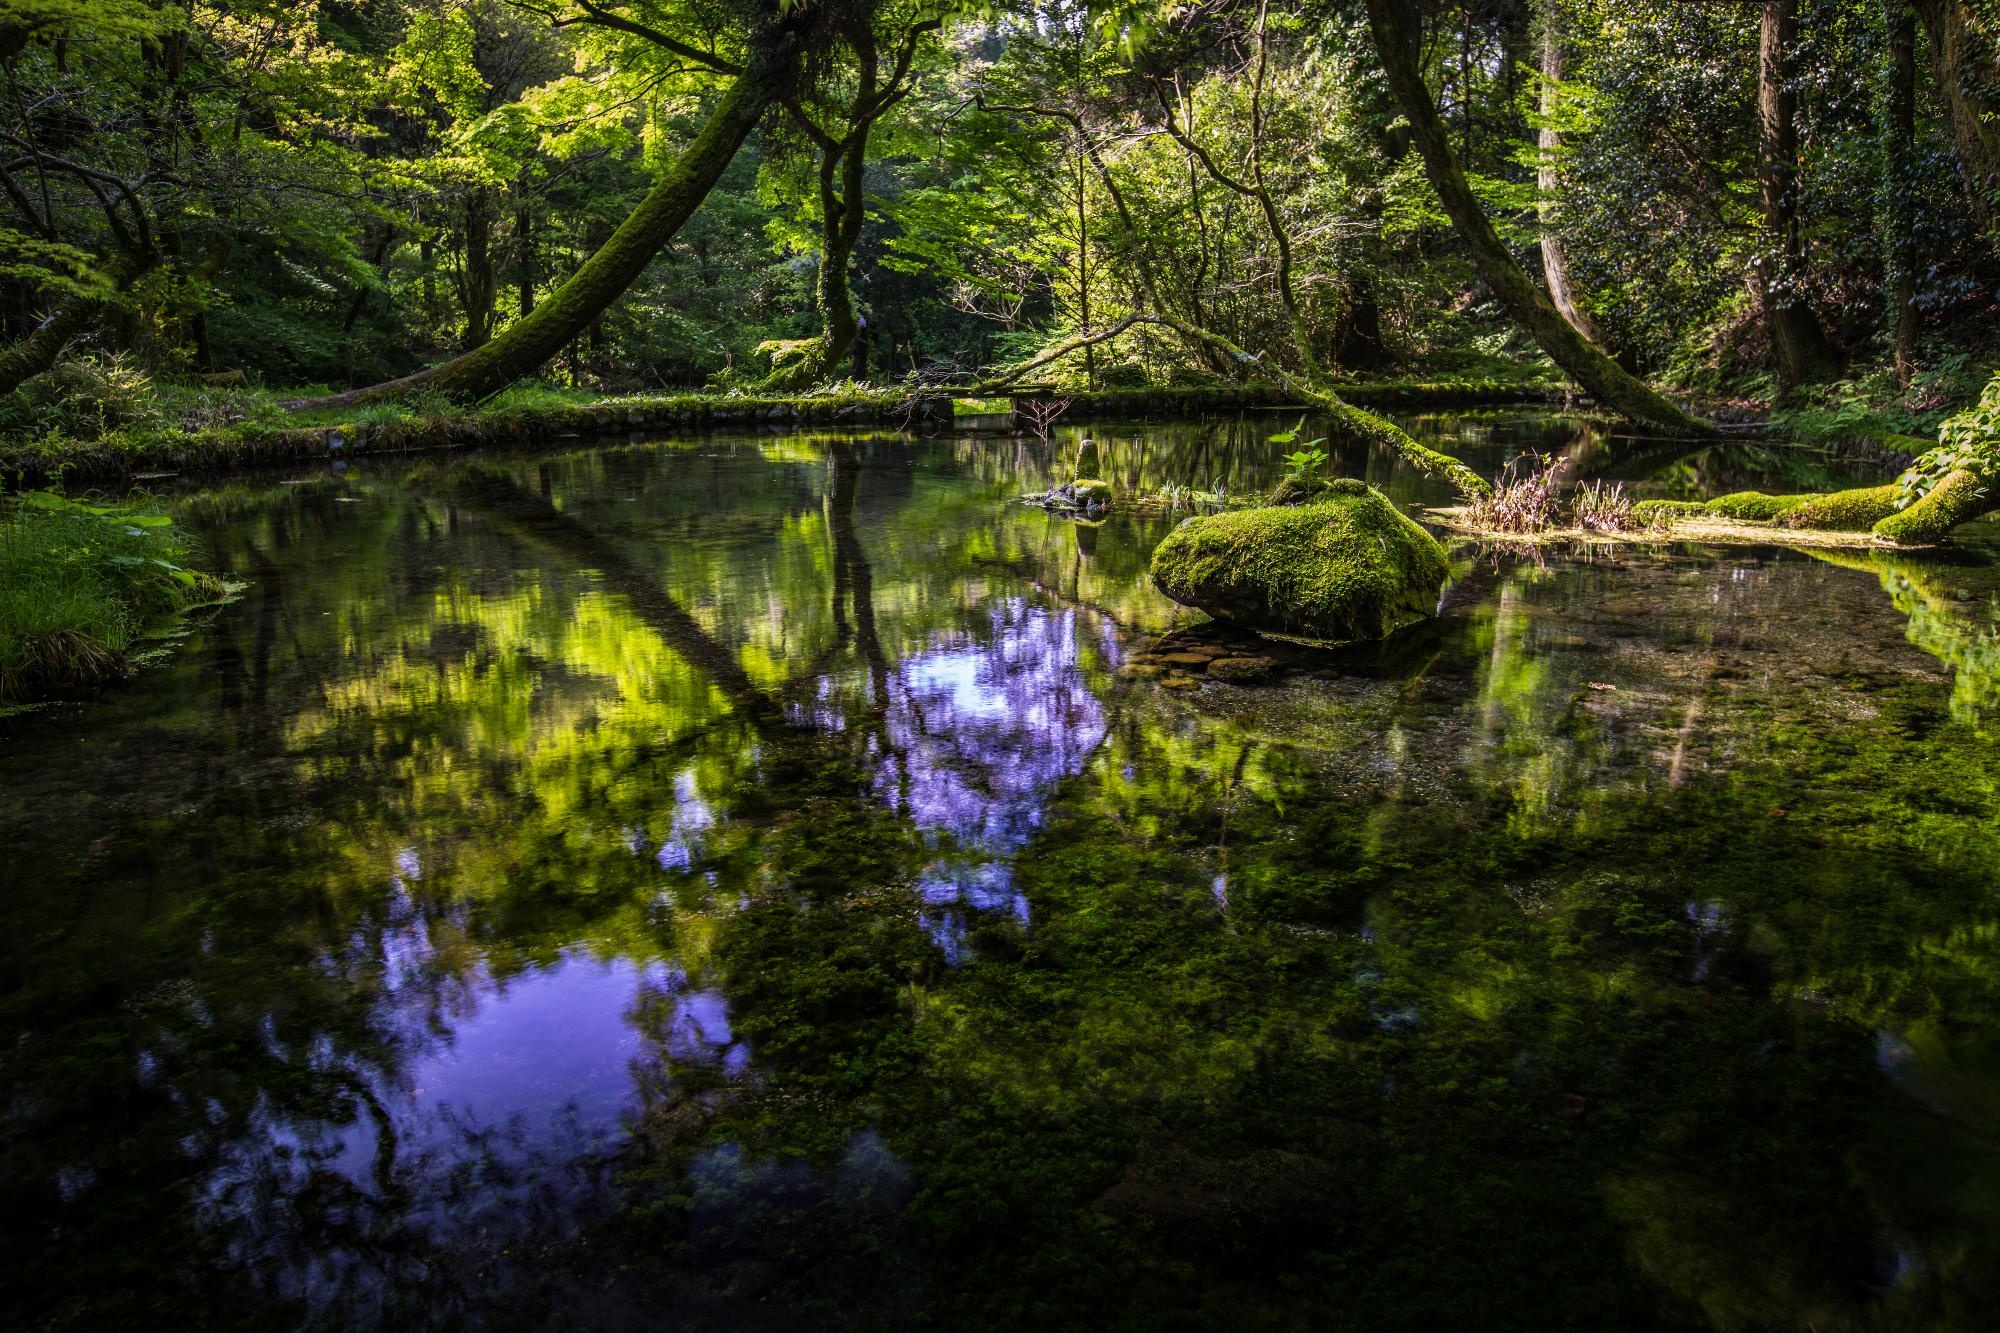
[
  {"x1": 292, "y1": 63, "x2": 779, "y2": 409},
  {"x1": 515, "y1": 198, "x2": 535, "y2": 319},
  {"x1": 1537, "y1": 15, "x2": 1603, "y2": 346},
  {"x1": 1886, "y1": 0, "x2": 1920, "y2": 386},
  {"x1": 0, "y1": 250, "x2": 156, "y2": 397},
  {"x1": 1755, "y1": 0, "x2": 1841, "y2": 390},
  {"x1": 1363, "y1": 0, "x2": 1709, "y2": 435},
  {"x1": 1913, "y1": 0, "x2": 2000, "y2": 235},
  {"x1": 459, "y1": 189, "x2": 497, "y2": 349}
]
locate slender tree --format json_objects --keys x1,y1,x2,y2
[{"x1": 1535, "y1": 3, "x2": 1602, "y2": 346}]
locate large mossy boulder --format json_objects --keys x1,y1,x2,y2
[{"x1": 1149, "y1": 479, "x2": 1450, "y2": 642}]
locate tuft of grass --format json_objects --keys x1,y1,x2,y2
[
  {"x1": 1572, "y1": 479, "x2": 1640, "y2": 532},
  {"x1": 1461, "y1": 452, "x2": 1562, "y2": 534},
  {"x1": 0, "y1": 491, "x2": 228, "y2": 702}
]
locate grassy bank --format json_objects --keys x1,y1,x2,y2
[
  {"x1": 0, "y1": 367, "x2": 1567, "y2": 482},
  {"x1": 0, "y1": 491, "x2": 229, "y2": 705}
]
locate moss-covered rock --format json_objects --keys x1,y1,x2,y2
[
  {"x1": 1267, "y1": 474, "x2": 1338, "y2": 506},
  {"x1": 1148, "y1": 483, "x2": 1449, "y2": 642},
  {"x1": 1705, "y1": 491, "x2": 1807, "y2": 522},
  {"x1": 1781, "y1": 484, "x2": 1901, "y2": 532},
  {"x1": 1070, "y1": 478, "x2": 1113, "y2": 507},
  {"x1": 1874, "y1": 469, "x2": 1990, "y2": 545}
]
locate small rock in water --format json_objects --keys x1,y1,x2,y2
[
  {"x1": 1118, "y1": 663, "x2": 1165, "y2": 679},
  {"x1": 1208, "y1": 656, "x2": 1275, "y2": 683},
  {"x1": 1154, "y1": 651, "x2": 1218, "y2": 668},
  {"x1": 1159, "y1": 674, "x2": 1201, "y2": 690}
]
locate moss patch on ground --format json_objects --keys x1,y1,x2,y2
[{"x1": 1149, "y1": 480, "x2": 1450, "y2": 642}]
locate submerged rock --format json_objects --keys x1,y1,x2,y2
[{"x1": 1149, "y1": 480, "x2": 1450, "y2": 642}]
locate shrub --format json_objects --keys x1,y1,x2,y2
[{"x1": 0, "y1": 353, "x2": 163, "y2": 441}]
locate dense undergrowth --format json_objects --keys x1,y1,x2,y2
[{"x1": 0, "y1": 490, "x2": 228, "y2": 704}]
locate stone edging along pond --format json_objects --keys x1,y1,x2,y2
[{"x1": 1, "y1": 379, "x2": 1567, "y2": 484}]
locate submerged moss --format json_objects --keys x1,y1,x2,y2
[
  {"x1": 1148, "y1": 480, "x2": 1450, "y2": 641},
  {"x1": 1705, "y1": 491, "x2": 1808, "y2": 522},
  {"x1": 1781, "y1": 484, "x2": 1901, "y2": 531}
]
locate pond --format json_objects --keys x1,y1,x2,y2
[{"x1": 3, "y1": 410, "x2": 1999, "y2": 1329}]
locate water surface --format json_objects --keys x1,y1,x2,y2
[{"x1": 4, "y1": 412, "x2": 1999, "y2": 1329}]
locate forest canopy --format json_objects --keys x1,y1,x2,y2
[{"x1": 0, "y1": 0, "x2": 1994, "y2": 424}]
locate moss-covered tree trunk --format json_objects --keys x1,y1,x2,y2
[
  {"x1": 974, "y1": 311, "x2": 1492, "y2": 500},
  {"x1": 0, "y1": 250, "x2": 156, "y2": 398},
  {"x1": 1362, "y1": 0, "x2": 1710, "y2": 435},
  {"x1": 1754, "y1": 0, "x2": 1841, "y2": 389},
  {"x1": 292, "y1": 64, "x2": 780, "y2": 410},
  {"x1": 764, "y1": 125, "x2": 868, "y2": 390}
]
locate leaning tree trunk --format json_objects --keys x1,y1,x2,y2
[
  {"x1": 1913, "y1": 0, "x2": 2000, "y2": 235},
  {"x1": 0, "y1": 249, "x2": 157, "y2": 398},
  {"x1": 1754, "y1": 0, "x2": 1842, "y2": 390},
  {"x1": 1536, "y1": 14, "x2": 1603, "y2": 346},
  {"x1": 1363, "y1": 0, "x2": 1709, "y2": 435},
  {"x1": 290, "y1": 63, "x2": 780, "y2": 410},
  {"x1": 972, "y1": 311, "x2": 1493, "y2": 500}
]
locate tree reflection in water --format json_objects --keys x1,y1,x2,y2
[{"x1": 3, "y1": 421, "x2": 2000, "y2": 1328}]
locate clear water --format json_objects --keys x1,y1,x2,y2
[{"x1": 4, "y1": 411, "x2": 1999, "y2": 1329}]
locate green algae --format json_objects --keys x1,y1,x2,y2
[{"x1": 1149, "y1": 481, "x2": 1450, "y2": 641}]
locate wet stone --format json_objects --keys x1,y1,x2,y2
[{"x1": 1207, "y1": 655, "x2": 1275, "y2": 682}]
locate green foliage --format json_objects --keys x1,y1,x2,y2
[
  {"x1": 0, "y1": 490, "x2": 224, "y2": 700},
  {"x1": 1898, "y1": 370, "x2": 2000, "y2": 507},
  {"x1": 0, "y1": 354, "x2": 161, "y2": 441}
]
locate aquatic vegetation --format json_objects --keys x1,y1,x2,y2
[
  {"x1": 1630, "y1": 499, "x2": 1707, "y2": 524},
  {"x1": 1571, "y1": 479, "x2": 1638, "y2": 531},
  {"x1": 1149, "y1": 480, "x2": 1451, "y2": 640},
  {"x1": 1459, "y1": 452, "x2": 1563, "y2": 533},
  {"x1": 0, "y1": 491, "x2": 227, "y2": 701}
]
